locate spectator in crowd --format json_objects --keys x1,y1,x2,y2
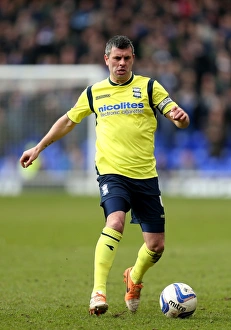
[{"x1": 0, "y1": 0, "x2": 231, "y2": 169}]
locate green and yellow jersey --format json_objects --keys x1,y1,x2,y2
[{"x1": 67, "y1": 74, "x2": 177, "y2": 179}]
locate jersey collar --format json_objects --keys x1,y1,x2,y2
[{"x1": 109, "y1": 73, "x2": 134, "y2": 86}]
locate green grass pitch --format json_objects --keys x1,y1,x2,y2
[{"x1": 0, "y1": 193, "x2": 230, "y2": 330}]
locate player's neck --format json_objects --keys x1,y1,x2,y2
[{"x1": 110, "y1": 72, "x2": 133, "y2": 85}]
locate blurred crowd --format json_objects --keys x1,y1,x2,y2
[{"x1": 0, "y1": 0, "x2": 231, "y2": 172}]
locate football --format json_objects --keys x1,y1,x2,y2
[{"x1": 159, "y1": 283, "x2": 197, "y2": 318}]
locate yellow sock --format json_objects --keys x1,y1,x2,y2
[
  {"x1": 92, "y1": 227, "x2": 122, "y2": 295},
  {"x1": 130, "y1": 243, "x2": 163, "y2": 284}
]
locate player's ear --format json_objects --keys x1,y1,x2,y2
[{"x1": 104, "y1": 54, "x2": 109, "y2": 65}]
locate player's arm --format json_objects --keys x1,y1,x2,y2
[
  {"x1": 165, "y1": 106, "x2": 190, "y2": 129},
  {"x1": 153, "y1": 81, "x2": 190, "y2": 129},
  {"x1": 20, "y1": 114, "x2": 76, "y2": 168}
]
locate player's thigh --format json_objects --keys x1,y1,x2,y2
[
  {"x1": 131, "y1": 193, "x2": 165, "y2": 234},
  {"x1": 97, "y1": 174, "x2": 131, "y2": 216}
]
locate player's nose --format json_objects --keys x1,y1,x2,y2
[{"x1": 119, "y1": 58, "x2": 126, "y2": 65}]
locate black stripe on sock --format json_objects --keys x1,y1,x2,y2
[{"x1": 102, "y1": 232, "x2": 120, "y2": 242}]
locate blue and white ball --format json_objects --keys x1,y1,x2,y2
[{"x1": 159, "y1": 283, "x2": 197, "y2": 318}]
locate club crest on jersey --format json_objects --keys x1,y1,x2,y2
[{"x1": 133, "y1": 87, "x2": 141, "y2": 98}]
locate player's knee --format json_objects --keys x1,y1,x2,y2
[
  {"x1": 147, "y1": 241, "x2": 165, "y2": 254},
  {"x1": 156, "y1": 244, "x2": 165, "y2": 254},
  {"x1": 144, "y1": 231, "x2": 165, "y2": 253},
  {"x1": 106, "y1": 211, "x2": 125, "y2": 234}
]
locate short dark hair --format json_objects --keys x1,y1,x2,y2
[{"x1": 105, "y1": 35, "x2": 135, "y2": 56}]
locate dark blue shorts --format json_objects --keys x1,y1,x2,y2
[{"x1": 97, "y1": 174, "x2": 165, "y2": 233}]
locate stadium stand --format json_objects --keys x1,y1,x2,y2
[{"x1": 0, "y1": 0, "x2": 231, "y2": 174}]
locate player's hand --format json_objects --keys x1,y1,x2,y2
[
  {"x1": 169, "y1": 106, "x2": 187, "y2": 121},
  {"x1": 20, "y1": 147, "x2": 40, "y2": 168},
  {"x1": 168, "y1": 106, "x2": 190, "y2": 128}
]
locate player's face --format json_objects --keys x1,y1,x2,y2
[{"x1": 104, "y1": 46, "x2": 135, "y2": 84}]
